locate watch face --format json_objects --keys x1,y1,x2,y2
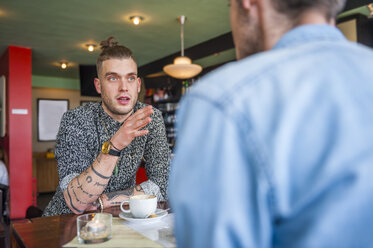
[{"x1": 102, "y1": 141, "x2": 111, "y2": 154}]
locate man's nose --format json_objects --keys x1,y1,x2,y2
[{"x1": 119, "y1": 78, "x2": 129, "y2": 91}]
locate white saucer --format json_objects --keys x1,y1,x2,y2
[{"x1": 119, "y1": 208, "x2": 168, "y2": 224}]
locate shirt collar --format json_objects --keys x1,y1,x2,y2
[{"x1": 273, "y1": 24, "x2": 346, "y2": 50}]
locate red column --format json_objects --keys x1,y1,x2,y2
[{"x1": 0, "y1": 46, "x2": 32, "y2": 219}]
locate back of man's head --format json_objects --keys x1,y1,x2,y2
[
  {"x1": 271, "y1": 0, "x2": 346, "y2": 20},
  {"x1": 96, "y1": 37, "x2": 135, "y2": 76}
]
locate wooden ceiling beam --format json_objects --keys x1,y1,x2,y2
[{"x1": 138, "y1": 32, "x2": 234, "y2": 77}]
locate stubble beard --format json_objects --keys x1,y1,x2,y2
[
  {"x1": 236, "y1": 15, "x2": 263, "y2": 60},
  {"x1": 101, "y1": 91, "x2": 138, "y2": 118}
]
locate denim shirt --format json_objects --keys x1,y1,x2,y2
[{"x1": 170, "y1": 25, "x2": 373, "y2": 248}]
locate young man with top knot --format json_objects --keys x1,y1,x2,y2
[{"x1": 44, "y1": 37, "x2": 170, "y2": 216}]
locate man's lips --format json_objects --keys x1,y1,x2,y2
[{"x1": 117, "y1": 96, "x2": 131, "y2": 104}]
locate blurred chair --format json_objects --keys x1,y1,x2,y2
[
  {"x1": 136, "y1": 158, "x2": 148, "y2": 185},
  {"x1": 136, "y1": 166, "x2": 148, "y2": 185},
  {"x1": 25, "y1": 206, "x2": 43, "y2": 219},
  {"x1": 0, "y1": 183, "x2": 9, "y2": 224},
  {"x1": 0, "y1": 183, "x2": 9, "y2": 248}
]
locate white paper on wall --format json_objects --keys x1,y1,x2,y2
[{"x1": 38, "y1": 99, "x2": 68, "y2": 141}]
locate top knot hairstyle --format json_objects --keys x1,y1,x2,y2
[
  {"x1": 100, "y1": 36, "x2": 119, "y2": 48},
  {"x1": 271, "y1": 0, "x2": 347, "y2": 20},
  {"x1": 96, "y1": 36, "x2": 136, "y2": 75}
]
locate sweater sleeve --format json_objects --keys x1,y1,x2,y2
[
  {"x1": 55, "y1": 111, "x2": 95, "y2": 190},
  {"x1": 142, "y1": 108, "x2": 171, "y2": 200}
]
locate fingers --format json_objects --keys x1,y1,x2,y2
[
  {"x1": 127, "y1": 105, "x2": 152, "y2": 119},
  {"x1": 133, "y1": 117, "x2": 152, "y2": 130},
  {"x1": 131, "y1": 105, "x2": 153, "y2": 120},
  {"x1": 134, "y1": 129, "x2": 149, "y2": 137},
  {"x1": 125, "y1": 106, "x2": 153, "y2": 130},
  {"x1": 114, "y1": 106, "x2": 153, "y2": 147}
]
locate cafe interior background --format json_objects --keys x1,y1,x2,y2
[{"x1": 0, "y1": 0, "x2": 372, "y2": 222}]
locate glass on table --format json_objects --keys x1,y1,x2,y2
[{"x1": 77, "y1": 213, "x2": 112, "y2": 244}]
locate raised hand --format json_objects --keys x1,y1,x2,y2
[{"x1": 111, "y1": 105, "x2": 153, "y2": 150}]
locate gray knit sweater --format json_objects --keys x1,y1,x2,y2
[{"x1": 43, "y1": 101, "x2": 170, "y2": 216}]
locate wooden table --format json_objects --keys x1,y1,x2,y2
[{"x1": 11, "y1": 202, "x2": 169, "y2": 248}]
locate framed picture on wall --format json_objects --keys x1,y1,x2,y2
[{"x1": 37, "y1": 99, "x2": 69, "y2": 141}]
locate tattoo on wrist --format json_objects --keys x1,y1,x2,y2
[
  {"x1": 135, "y1": 185, "x2": 144, "y2": 192},
  {"x1": 71, "y1": 185, "x2": 89, "y2": 205},
  {"x1": 92, "y1": 198, "x2": 100, "y2": 207},
  {"x1": 106, "y1": 187, "x2": 134, "y2": 201},
  {"x1": 76, "y1": 177, "x2": 100, "y2": 198},
  {"x1": 86, "y1": 176, "x2": 92, "y2": 183},
  {"x1": 66, "y1": 187, "x2": 83, "y2": 214},
  {"x1": 94, "y1": 181, "x2": 107, "y2": 187},
  {"x1": 110, "y1": 201, "x2": 122, "y2": 206},
  {"x1": 91, "y1": 163, "x2": 111, "y2": 179}
]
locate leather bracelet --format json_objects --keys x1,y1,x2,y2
[{"x1": 98, "y1": 195, "x2": 104, "y2": 213}]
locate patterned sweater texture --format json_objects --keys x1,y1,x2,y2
[{"x1": 43, "y1": 101, "x2": 170, "y2": 216}]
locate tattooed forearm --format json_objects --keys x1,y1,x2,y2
[
  {"x1": 86, "y1": 176, "x2": 92, "y2": 183},
  {"x1": 66, "y1": 187, "x2": 83, "y2": 214},
  {"x1": 94, "y1": 181, "x2": 107, "y2": 187},
  {"x1": 72, "y1": 186, "x2": 89, "y2": 205},
  {"x1": 78, "y1": 185, "x2": 100, "y2": 198},
  {"x1": 91, "y1": 162, "x2": 111, "y2": 179},
  {"x1": 110, "y1": 201, "x2": 122, "y2": 206},
  {"x1": 76, "y1": 177, "x2": 100, "y2": 198},
  {"x1": 106, "y1": 187, "x2": 135, "y2": 201}
]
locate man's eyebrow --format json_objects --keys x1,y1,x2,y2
[
  {"x1": 104, "y1": 72, "x2": 120, "y2": 77},
  {"x1": 104, "y1": 72, "x2": 137, "y2": 77}
]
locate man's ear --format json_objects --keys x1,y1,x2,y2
[
  {"x1": 242, "y1": 0, "x2": 251, "y2": 10},
  {"x1": 94, "y1": 78, "x2": 102, "y2": 94},
  {"x1": 137, "y1": 77, "x2": 141, "y2": 93},
  {"x1": 242, "y1": 0, "x2": 259, "y2": 10}
]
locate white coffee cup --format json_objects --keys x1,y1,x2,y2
[{"x1": 120, "y1": 195, "x2": 157, "y2": 218}]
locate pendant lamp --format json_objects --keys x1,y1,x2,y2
[{"x1": 163, "y1": 16, "x2": 202, "y2": 79}]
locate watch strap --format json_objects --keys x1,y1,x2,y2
[
  {"x1": 108, "y1": 148, "x2": 121, "y2": 157},
  {"x1": 109, "y1": 141, "x2": 121, "y2": 151}
]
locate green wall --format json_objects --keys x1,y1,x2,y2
[{"x1": 32, "y1": 75, "x2": 80, "y2": 90}]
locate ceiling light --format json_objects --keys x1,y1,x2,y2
[
  {"x1": 130, "y1": 16, "x2": 144, "y2": 25},
  {"x1": 60, "y1": 62, "x2": 68, "y2": 69},
  {"x1": 163, "y1": 16, "x2": 202, "y2": 79},
  {"x1": 86, "y1": 44, "x2": 96, "y2": 52}
]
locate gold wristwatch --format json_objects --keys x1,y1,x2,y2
[{"x1": 101, "y1": 141, "x2": 121, "y2": 156}]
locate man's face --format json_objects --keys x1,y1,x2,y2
[
  {"x1": 95, "y1": 58, "x2": 141, "y2": 121},
  {"x1": 230, "y1": 0, "x2": 263, "y2": 60}
]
